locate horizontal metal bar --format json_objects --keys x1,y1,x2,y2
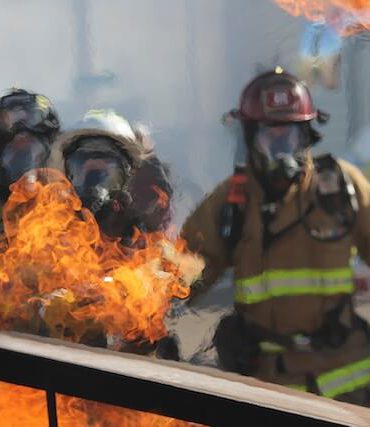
[{"x1": 0, "y1": 332, "x2": 368, "y2": 426}]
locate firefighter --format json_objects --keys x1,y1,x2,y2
[
  {"x1": 181, "y1": 69, "x2": 370, "y2": 406},
  {"x1": 0, "y1": 89, "x2": 60, "y2": 220},
  {"x1": 47, "y1": 110, "x2": 178, "y2": 357},
  {"x1": 48, "y1": 109, "x2": 173, "y2": 242}
]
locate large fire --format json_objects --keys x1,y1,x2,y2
[
  {"x1": 0, "y1": 382, "x2": 205, "y2": 426},
  {"x1": 0, "y1": 168, "x2": 204, "y2": 348},
  {"x1": 0, "y1": 168, "x2": 206, "y2": 425},
  {"x1": 273, "y1": 0, "x2": 370, "y2": 35}
]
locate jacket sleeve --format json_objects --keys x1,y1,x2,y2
[
  {"x1": 181, "y1": 179, "x2": 231, "y2": 300},
  {"x1": 339, "y1": 159, "x2": 370, "y2": 265}
]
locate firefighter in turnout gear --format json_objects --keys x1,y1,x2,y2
[
  {"x1": 48, "y1": 110, "x2": 173, "y2": 242},
  {"x1": 0, "y1": 89, "x2": 60, "y2": 230},
  {"x1": 46, "y1": 110, "x2": 178, "y2": 358},
  {"x1": 181, "y1": 69, "x2": 370, "y2": 406}
]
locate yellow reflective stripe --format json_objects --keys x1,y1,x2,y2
[
  {"x1": 235, "y1": 284, "x2": 353, "y2": 304},
  {"x1": 260, "y1": 335, "x2": 311, "y2": 354},
  {"x1": 84, "y1": 109, "x2": 107, "y2": 119},
  {"x1": 236, "y1": 268, "x2": 353, "y2": 284},
  {"x1": 235, "y1": 268, "x2": 353, "y2": 304},
  {"x1": 321, "y1": 373, "x2": 370, "y2": 399},
  {"x1": 317, "y1": 357, "x2": 370, "y2": 399},
  {"x1": 35, "y1": 94, "x2": 51, "y2": 111},
  {"x1": 260, "y1": 341, "x2": 285, "y2": 354},
  {"x1": 263, "y1": 268, "x2": 352, "y2": 281},
  {"x1": 236, "y1": 268, "x2": 353, "y2": 285}
]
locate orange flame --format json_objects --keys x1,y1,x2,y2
[
  {"x1": 0, "y1": 382, "x2": 48, "y2": 427},
  {"x1": 57, "y1": 395, "x2": 206, "y2": 427},
  {"x1": 0, "y1": 382, "x2": 206, "y2": 426},
  {"x1": 152, "y1": 185, "x2": 170, "y2": 209},
  {"x1": 0, "y1": 169, "x2": 204, "y2": 347},
  {"x1": 273, "y1": 0, "x2": 370, "y2": 35}
]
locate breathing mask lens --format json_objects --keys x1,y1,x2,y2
[
  {"x1": 0, "y1": 132, "x2": 50, "y2": 184},
  {"x1": 67, "y1": 150, "x2": 125, "y2": 197},
  {"x1": 253, "y1": 123, "x2": 302, "y2": 168},
  {"x1": 251, "y1": 123, "x2": 307, "y2": 199}
]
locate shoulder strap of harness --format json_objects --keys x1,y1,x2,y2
[
  {"x1": 301, "y1": 153, "x2": 358, "y2": 242},
  {"x1": 218, "y1": 164, "x2": 248, "y2": 257},
  {"x1": 314, "y1": 153, "x2": 358, "y2": 217}
]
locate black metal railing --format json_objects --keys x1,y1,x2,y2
[{"x1": 0, "y1": 332, "x2": 352, "y2": 427}]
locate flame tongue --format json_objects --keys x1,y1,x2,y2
[
  {"x1": 0, "y1": 168, "x2": 204, "y2": 346},
  {"x1": 273, "y1": 0, "x2": 370, "y2": 35}
]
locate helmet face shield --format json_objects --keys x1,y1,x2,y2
[
  {"x1": 0, "y1": 132, "x2": 50, "y2": 184},
  {"x1": 0, "y1": 90, "x2": 59, "y2": 138},
  {"x1": 0, "y1": 106, "x2": 45, "y2": 134},
  {"x1": 67, "y1": 153, "x2": 126, "y2": 202}
]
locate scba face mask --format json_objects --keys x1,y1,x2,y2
[
  {"x1": 64, "y1": 136, "x2": 133, "y2": 238},
  {"x1": 251, "y1": 122, "x2": 308, "y2": 197},
  {"x1": 0, "y1": 132, "x2": 50, "y2": 186}
]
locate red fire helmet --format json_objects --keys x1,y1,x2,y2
[{"x1": 237, "y1": 69, "x2": 317, "y2": 122}]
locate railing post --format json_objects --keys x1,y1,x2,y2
[{"x1": 46, "y1": 389, "x2": 58, "y2": 427}]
